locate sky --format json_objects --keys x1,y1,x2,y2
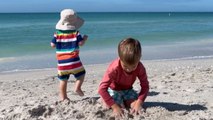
[{"x1": 0, "y1": 0, "x2": 213, "y2": 13}]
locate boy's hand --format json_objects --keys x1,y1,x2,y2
[
  {"x1": 130, "y1": 99, "x2": 142, "y2": 115},
  {"x1": 111, "y1": 104, "x2": 124, "y2": 118}
]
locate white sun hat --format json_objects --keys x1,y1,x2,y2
[{"x1": 56, "y1": 9, "x2": 84, "y2": 30}]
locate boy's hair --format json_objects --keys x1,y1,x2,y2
[{"x1": 118, "y1": 38, "x2": 141, "y2": 65}]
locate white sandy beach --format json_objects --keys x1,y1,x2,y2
[{"x1": 0, "y1": 59, "x2": 213, "y2": 120}]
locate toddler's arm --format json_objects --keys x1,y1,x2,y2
[
  {"x1": 78, "y1": 35, "x2": 88, "y2": 46},
  {"x1": 50, "y1": 42, "x2": 55, "y2": 48}
]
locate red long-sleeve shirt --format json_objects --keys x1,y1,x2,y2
[{"x1": 98, "y1": 58, "x2": 149, "y2": 107}]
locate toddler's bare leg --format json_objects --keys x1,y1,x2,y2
[
  {"x1": 74, "y1": 74, "x2": 85, "y2": 96},
  {"x1": 59, "y1": 80, "x2": 69, "y2": 101}
]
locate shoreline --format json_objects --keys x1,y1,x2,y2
[
  {"x1": 1, "y1": 37, "x2": 213, "y2": 73},
  {"x1": 1, "y1": 56, "x2": 213, "y2": 74},
  {"x1": 0, "y1": 58, "x2": 213, "y2": 119}
]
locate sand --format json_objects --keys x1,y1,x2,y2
[{"x1": 0, "y1": 59, "x2": 213, "y2": 120}]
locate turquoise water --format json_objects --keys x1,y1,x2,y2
[{"x1": 1, "y1": 12, "x2": 213, "y2": 72}]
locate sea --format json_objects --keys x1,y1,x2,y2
[{"x1": 1, "y1": 12, "x2": 213, "y2": 73}]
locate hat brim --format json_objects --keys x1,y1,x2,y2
[{"x1": 56, "y1": 16, "x2": 84, "y2": 30}]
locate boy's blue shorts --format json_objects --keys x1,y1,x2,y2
[{"x1": 108, "y1": 88, "x2": 138, "y2": 105}]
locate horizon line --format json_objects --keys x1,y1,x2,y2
[{"x1": 1, "y1": 11, "x2": 213, "y2": 14}]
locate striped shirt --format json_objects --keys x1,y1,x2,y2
[{"x1": 51, "y1": 30, "x2": 85, "y2": 76}]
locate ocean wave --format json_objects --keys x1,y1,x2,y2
[
  {"x1": 0, "y1": 57, "x2": 16, "y2": 63},
  {"x1": 0, "y1": 67, "x2": 55, "y2": 74},
  {"x1": 148, "y1": 55, "x2": 213, "y2": 62}
]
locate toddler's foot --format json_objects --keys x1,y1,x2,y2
[
  {"x1": 60, "y1": 97, "x2": 70, "y2": 102},
  {"x1": 74, "y1": 89, "x2": 84, "y2": 96},
  {"x1": 55, "y1": 97, "x2": 70, "y2": 105}
]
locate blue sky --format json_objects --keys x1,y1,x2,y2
[{"x1": 0, "y1": 0, "x2": 213, "y2": 13}]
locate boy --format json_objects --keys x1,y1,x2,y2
[
  {"x1": 51, "y1": 9, "x2": 88, "y2": 101},
  {"x1": 98, "y1": 38, "x2": 149, "y2": 117}
]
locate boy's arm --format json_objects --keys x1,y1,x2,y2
[
  {"x1": 98, "y1": 78, "x2": 115, "y2": 107},
  {"x1": 137, "y1": 63, "x2": 149, "y2": 103},
  {"x1": 130, "y1": 63, "x2": 149, "y2": 115},
  {"x1": 130, "y1": 98, "x2": 143, "y2": 115},
  {"x1": 111, "y1": 103, "x2": 124, "y2": 117},
  {"x1": 98, "y1": 73, "x2": 124, "y2": 117},
  {"x1": 98, "y1": 69, "x2": 116, "y2": 107}
]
